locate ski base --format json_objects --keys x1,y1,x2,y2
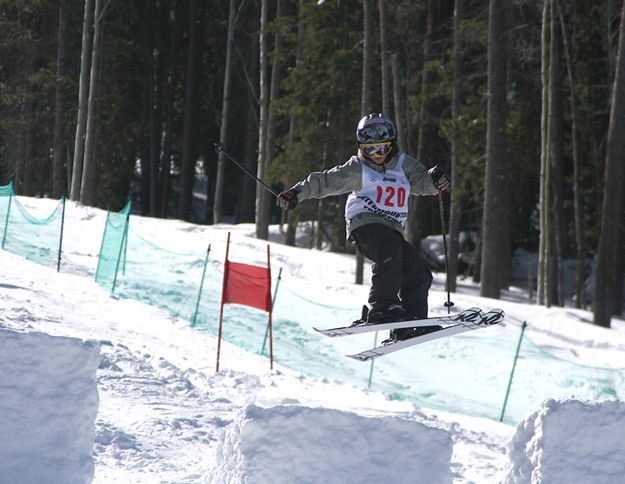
[{"x1": 346, "y1": 309, "x2": 505, "y2": 362}]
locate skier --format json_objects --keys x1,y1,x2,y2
[{"x1": 276, "y1": 113, "x2": 450, "y2": 342}]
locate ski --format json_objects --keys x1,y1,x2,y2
[
  {"x1": 313, "y1": 307, "x2": 483, "y2": 337},
  {"x1": 346, "y1": 309, "x2": 505, "y2": 362}
]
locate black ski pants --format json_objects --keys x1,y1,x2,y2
[{"x1": 350, "y1": 223, "x2": 433, "y2": 319}]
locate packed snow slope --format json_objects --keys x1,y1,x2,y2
[
  {"x1": 0, "y1": 196, "x2": 624, "y2": 483},
  {"x1": 208, "y1": 404, "x2": 454, "y2": 483},
  {"x1": 0, "y1": 327, "x2": 99, "y2": 483}
]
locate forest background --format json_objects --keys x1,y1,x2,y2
[{"x1": 0, "y1": 0, "x2": 624, "y2": 326}]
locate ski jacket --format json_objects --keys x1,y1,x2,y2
[{"x1": 290, "y1": 152, "x2": 437, "y2": 238}]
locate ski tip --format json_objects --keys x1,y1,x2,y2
[
  {"x1": 346, "y1": 353, "x2": 371, "y2": 362},
  {"x1": 313, "y1": 327, "x2": 342, "y2": 337},
  {"x1": 481, "y1": 308, "x2": 505, "y2": 325}
]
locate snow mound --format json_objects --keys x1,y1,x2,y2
[
  {"x1": 504, "y1": 398, "x2": 625, "y2": 484},
  {"x1": 0, "y1": 328, "x2": 100, "y2": 484},
  {"x1": 208, "y1": 404, "x2": 453, "y2": 484}
]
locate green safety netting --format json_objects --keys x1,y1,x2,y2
[
  {"x1": 94, "y1": 203, "x2": 625, "y2": 424},
  {"x1": 95, "y1": 201, "x2": 132, "y2": 292},
  {"x1": 0, "y1": 182, "x2": 65, "y2": 268},
  {"x1": 95, "y1": 201, "x2": 218, "y2": 326},
  {"x1": 496, "y1": 330, "x2": 624, "y2": 423}
]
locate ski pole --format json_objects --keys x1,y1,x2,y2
[
  {"x1": 437, "y1": 190, "x2": 454, "y2": 313},
  {"x1": 214, "y1": 142, "x2": 279, "y2": 197}
]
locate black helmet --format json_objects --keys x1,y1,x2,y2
[{"x1": 356, "y1": 113, "x2": 397, "y2": 144}]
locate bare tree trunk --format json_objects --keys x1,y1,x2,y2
[
  {"x1": 14, "y1": 100, "x2": 27, "y2": 192},
  {"x1": 613, "y1": 218, "x2": 625, "y2": 315},
  {"x1": 608, "y1": 0, "x2": 616, "y2": 80},
  {"x1": 480, "y1": 0, "x2": 508, "y2": 299},
  {"x1": 137, "y1": 11, "x2": 152, "y2": 217},
  {"x1": 239, "y1": 102, "x2": 258, "y2": 222},
  {"x1": 361, "y1": 0, "x2": 372, "y2": 117},
  {"x1": 356, "y1": 0, "x2": 374, "y2": 285},
  {"x1": 255, "y1": 0, "x2": 270, "y2": 239},
  {"x1": 160, "y1": 92, "x2": 173, "y2": 218},
  {"x1": 159, "y1": 0, "x2": 179, "y2": 218},
  {"x1": 261, "y1": 0, "x2": 285, "y2": 231},
  {"x1": 70, "y1": 0, "x2": 94, "y2": 201},
  {"x1": 406, "y1": 0, "x2": 434, "y2": 247},
  {"x1": 538, "y1": 0, "x2": 550, "y2": 305},
  {"x1": 283, "y1": 0, "x2": 304, "y2": 247},
  {"x1": 331, "y1": 110, "x2": 349, "y2": 252},
  {"x1": 557, "y1": 1, "x2": 584, "y2": 308},
  {"x1": 177, "y1": 0, "x2": 199, "y2": 220},
  {"x1": 285, "y1": 209, "x2": 297, "y2": 246},
  {"x1": 80, "y1": 0, "x2": 103, "y2": 206},
  {"x1": 404, "y1": 51, "x2": 417, "y2": 156},
  {"x1": 52, "y1": 0, "x2": 68, "y2": 198},
  {"x1": 235, "y1": 23, "x2": 259, "y2": 224},
  {"x1": 214, "y1": 0, "x2": 237, "y2": 223},
  {"x1": 416, "y1": 0, "x2": 433, "y2": 165},
  {"x1": 448, "y1": 0, "x2": 464, "y2": 293},
  {"x1": 146, "y1": 0, "x2": 161, "y2": 217},
  {"x1": 316, "y1": 198, "x2": 326, "y2": 250},
  {"x1": 378, "y1": 0, "x2": 391, "y2": 115},
  {"x1": 22, "y1": 98, "x2": 35, "y2": 195},
  {"x1": 391, "y1": 53, "x2": 407, "y2": 151},
  {"x1": 549, "y1": 2, "x2": 565, "y2": 306},
  {"x1": 593, "y1": 0, "x2": 625, "y2": 328}
]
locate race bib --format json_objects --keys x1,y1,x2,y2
[{"x1": 345, "y1": 154, "x2": 411, "y2": 226}]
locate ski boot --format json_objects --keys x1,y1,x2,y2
[
  {"x1": 367, "y1": 303, "x2": 409, "y2": 325},
  {"x1": 382, "y1": 325, "x2": 443, "y2": 345},
  {"x1": 350, "y1": 305, "x2": 370, "y2": 327}
]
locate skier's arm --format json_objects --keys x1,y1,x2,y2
[
  {"x1": 403, "y1": 155, "x2": 439, "y2": 196},
  {"x1": 289, "y1": 157, "x2": 362, "y2": 201}
]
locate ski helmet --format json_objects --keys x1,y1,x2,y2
[{"x1": 356, "y1": 113, "x2": 397, "y2": 144}]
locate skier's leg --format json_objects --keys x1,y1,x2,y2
[
  {"x1": 350, "y1": 224, "x2": 405, "y2": 320},
  {"x1": 399, "y1": 238, "x2": 433, "y2": 319},
  {"x1": 389, "y1": 239, "x2": 438, "y2": 341}
]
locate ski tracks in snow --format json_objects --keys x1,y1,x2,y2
[{"x1": 94, "y1": 342, "x2": 265, "y2": 482}]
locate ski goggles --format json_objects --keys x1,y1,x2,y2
[{"x1": 360, "y1": 141, "x2": 392, "y2": 157}]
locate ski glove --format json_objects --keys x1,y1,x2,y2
[
  {"x1": 277, "y1": 190, "x2": 298, "y2": 210},
  {"x1": 428, "y1": 166, "x2": 451, "y2": 191}
]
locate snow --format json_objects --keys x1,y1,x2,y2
[
  {"x1": 0, "y1": 328, "x2": 99, "y2": 483},
  {"x1": 504, "y1": 399, "x2": 625, "y2": 484},
  {"x1": 0, "y1": 195, "x2": 624, "y2": 483},
  {"x1": 209, "y1": 404, "x2": 453, "y2": 484}
]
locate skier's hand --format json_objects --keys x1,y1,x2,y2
[
  {"x1": 277, "y1": 190, "x2": 298, "y2": 210},
  {"x1": 428, "y1": 166, "x2": 450, "y2": 191}
]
